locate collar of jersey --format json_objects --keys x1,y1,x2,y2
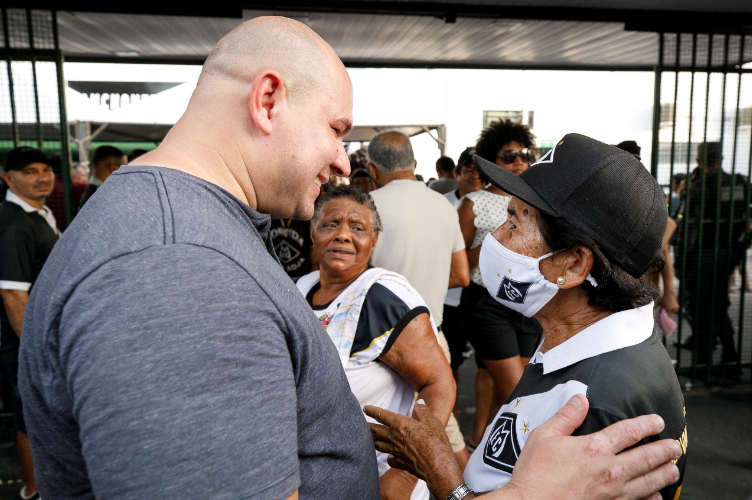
[{"x1": 530, "y1": 301, "x2": 654, "y2": 375}]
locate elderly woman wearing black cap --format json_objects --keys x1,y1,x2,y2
[{"x1": 365, "y1": 134, "x2": 687, "y2": 500}]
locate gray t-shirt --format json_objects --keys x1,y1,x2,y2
[{"x1": 18, "y1": 166, "x2": 379, "y2": 500}]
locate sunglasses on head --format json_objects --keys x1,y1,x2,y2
[{"x1": 497, "y1": 149, "x2": 533, "y2": 165}]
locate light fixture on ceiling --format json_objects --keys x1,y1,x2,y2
[{"x1": 114, "y1": 51, "x2": 140, "y2": 57}]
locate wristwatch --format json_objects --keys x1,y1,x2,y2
[{"x1": 446, "y1": 483, "x2": 474, "y2": 500}]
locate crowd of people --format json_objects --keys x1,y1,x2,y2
[{"x1": 5, "y1": 14, "x2": 752, "y2": 500}]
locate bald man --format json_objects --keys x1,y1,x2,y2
[
  {"x1": 18, "y1": 17, "x2": 375, "y2": 500},
  {"x1": 18, "y1": 16, "x2": 681, "y2": 500}
]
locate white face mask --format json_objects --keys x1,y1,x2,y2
[{"x1": 478, "y1": 233, "x2": 598, "y2": 318}]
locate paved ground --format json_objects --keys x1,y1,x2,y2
[{"x1": 455, "y1": 359, "x2": 752, "y2": 500}]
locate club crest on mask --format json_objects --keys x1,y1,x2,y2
[{"x1": 497, "y1": 277, "x2": 532, "y2": 304}]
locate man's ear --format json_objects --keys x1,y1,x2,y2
[
  {"x1": 368, "y1": 163, "x2": 379, "y2": 183},
  {"x1": 557, "y1": 245, "x2": 595, "y2": 289},
  {"x1": 249, "y1": 70, "x2": 285, "y2": 136}
]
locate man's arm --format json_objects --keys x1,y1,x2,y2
[
  {"x1": 448, "y1": 250, "x2": 470, "y2": 289},
  {"x1": 0, "y1": 289, "x2": 28, "y2": 338},
  {"x1": 366, "y1": 395, "x2": 681, "y2": 500}
]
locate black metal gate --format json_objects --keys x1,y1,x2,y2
[
  {"x1": 650, "y1": 33, "x2": 752, "y2": 388},
  {"x1": 0, "y1": 8, "x2": 73, "y2": 225}
]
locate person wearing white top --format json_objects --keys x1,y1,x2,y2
[{"x1": 366, "y1": 130, "x2": 472, "y2": 470}]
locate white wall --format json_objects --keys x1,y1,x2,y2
[
  {"x1": 347, "y1": 68, "x2": 656, "y2": 181},
  {"x1": 62, "y1": 63, "x2": 657, "y2": 181}
]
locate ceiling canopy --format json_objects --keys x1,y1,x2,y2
[{"x1": 24, "y1": 1, "x2": 750, "y2": 70}]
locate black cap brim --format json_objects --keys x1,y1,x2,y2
[{"x1": 473, "y1": 154, "x2": 559, "y2": 217}]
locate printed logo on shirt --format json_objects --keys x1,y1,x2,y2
[
  {"x1": 274, "y1": 240, "x2": 301, "y2": 264},
  {"x1": 483, "y1": 412, "x2": 521, "y2": 473},
  {"x1": 496, "y1": 277, "x2": 532, "y2": 304},
  {"x1": 318, "y1": 313, "x2": 332, "y2": 329}
]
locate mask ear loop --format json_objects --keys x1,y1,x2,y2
[{"x1": 539, "y1": 249, "x2": 599, "y2": 287}]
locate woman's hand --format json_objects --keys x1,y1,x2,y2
[
  {"x1": 659, "y1": 293, "x2": 680, "y2": 316},
  {"x1": 365, "y1": 401, "x2": 464, "y2": 500}
]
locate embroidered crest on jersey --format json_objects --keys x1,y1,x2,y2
[
  {"x1": 496, "y1": 277, "x2": 532, "y2": 304},
  {"x1": 483, "y1": 412, "x2": 522, "y2": 473}
]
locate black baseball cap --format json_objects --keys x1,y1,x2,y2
[
  {"x1": 473, "y1": 133, "x2": 667, "y2": 278},
  {"x1": 4, "y1": 146, "x2": 53, "y2": 172}
]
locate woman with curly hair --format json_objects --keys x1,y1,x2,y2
[{"x1": 457, "y1": 119, "x2": 541, "y2": 449}]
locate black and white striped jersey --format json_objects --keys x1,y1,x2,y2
[{"x1": 464, "y1": 303, "x2": 687, "y2": 500}]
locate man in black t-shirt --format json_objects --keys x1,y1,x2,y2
[
  {"x1": 0, "y1": 146, "x2": 60, "y2": 500},
  {"x1": 270, "y1": 218, "x2": 313, "y2": 279}
]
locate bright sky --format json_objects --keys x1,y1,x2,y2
[{"x1": 62, "y1": 63, "x2": 657, "y2": 181}]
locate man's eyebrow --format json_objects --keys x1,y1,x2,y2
[{"x1": 507, "y1": 206, "x2": 517, "y2": 217}]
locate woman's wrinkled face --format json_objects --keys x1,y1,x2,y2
[
  {"x1": 313, "y1": 198, "x2": 377, "y2": 275},
  {"x1": 491, "y1": 197, "x2": 548, "y2": 258}
]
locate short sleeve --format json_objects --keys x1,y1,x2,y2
[
  {"x1": 452, "y1": 219, "x2": 465, "y2": 253},
  {"x1": 31, "y1": 245, "x2": 300, "y2": 499},
  {"x1": 0, "y1": 225, "x2": 33, "y2": 287},
  {"x1": 351, "y1": 283, "x2": 429, "y2": 363}
]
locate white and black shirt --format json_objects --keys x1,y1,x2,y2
[
  {"x1": 463, "y1": 303, "x2": 687, "y2": 500},
  {"x1": 297, "y1": 271, "x2": 433, "y2": 500}
]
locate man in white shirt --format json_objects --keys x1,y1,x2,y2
[{"x1": 367, "y1": 130, "x2": 472, "y2": 467}]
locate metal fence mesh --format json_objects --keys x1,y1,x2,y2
[{"x1": 656, "y1": 32, "x2": 752, "y2": 388}]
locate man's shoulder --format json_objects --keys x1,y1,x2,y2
[
  {"x1": 0, "y1": 201, "x2": 32, "y2": 229},
  {"x1": 373, "y1": 180, "x2": 457, "y2": 211}
]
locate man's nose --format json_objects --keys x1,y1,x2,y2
[{"x1": 331, "y1": 142, "x2": 350, "y2": 178}]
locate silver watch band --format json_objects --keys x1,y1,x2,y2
[{"x1": 446, "y1": 483, "x2": 474, "y2": 500}]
